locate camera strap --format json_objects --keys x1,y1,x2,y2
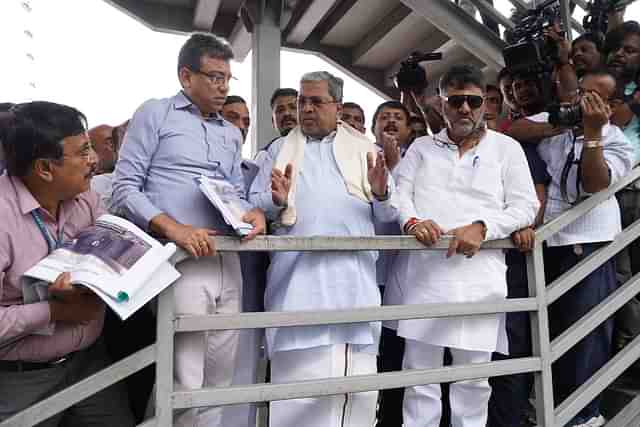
[{"x1": 560, "y1": 133, "x2": 583, "y2": 206}]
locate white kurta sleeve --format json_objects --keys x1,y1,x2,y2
[
  {"x1": 391, "y1": 144, "x2": 421, "y2": 231},
  {"x1": 483, "y1": 143, "x2": 540, "y2": 241}
]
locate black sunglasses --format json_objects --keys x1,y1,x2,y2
[{"x1": 445, "y1": 95, "x2": 484, "y2": 109}]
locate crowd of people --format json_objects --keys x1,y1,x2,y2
[{"x1": 0, "y1": 12, "x2": 640, "y2": 427}]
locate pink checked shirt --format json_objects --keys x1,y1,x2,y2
[{"x1": 0, "y1": 174, "x2": 105, "y2": 361}]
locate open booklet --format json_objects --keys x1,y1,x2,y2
[
  {"x1": 196, "y1": 175, "x2": 254, "y2": 236},
  {"x1": 23, "y1": 214, "x2": 181, "y2": 321}
]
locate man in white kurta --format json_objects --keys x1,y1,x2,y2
[
  {"x1": 390, "y1": 65, "x2": 540, "y2": 427},
  {"x1": 249, "y1": 71, "x2": 396, "y2": 427}
]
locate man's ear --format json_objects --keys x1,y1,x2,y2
[
  {"x1": 178, "y1": 67, "x2": 192, "y2": 90},
  {"x1": 32, "y1": 159, "x2": 55, "y2": 183}
]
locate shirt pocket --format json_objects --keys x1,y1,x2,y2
[{"x1": 471, "y1": 161, "x2": 502, "y2": 199}]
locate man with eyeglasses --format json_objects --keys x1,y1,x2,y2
[
  {"x1": 389, "y1": 65, "x2": 539, "y2": 427},
  {"x1": 537, "y1": 68, "x2": 633, "y2": 427},
  {"x1": 249, "y1": 71, "x2": 396, "y2": 427},
  {"x1": 112, "y1": 33, "x2": 266, "y2": 427},
  {"x1": 0, "y1": 101, "x2": 134, "y2": 426}
]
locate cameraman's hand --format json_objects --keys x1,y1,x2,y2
[
  {"x1": 544, "y1": 27, "x2": 570, "y2": 65},
  {"x1": 581, "y1": 91, "x2": 609, "y2": 136}
]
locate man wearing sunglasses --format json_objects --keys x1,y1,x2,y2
[
  {"x1": 249, "y1": 71, "x2": 396, "y2": 427},
  {"x1": 112, "y1": 33, "x2": 266, "y2": 427},
  {"x1": 389, "y1": 65, "x2": 540, "y2": 427},
  {"x1": 537, "y1": 68, "x2": 633, "y2": 427}
]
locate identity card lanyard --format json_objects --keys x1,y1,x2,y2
[{"x1": 31, "y1": 209, "x2": 64, "y2": 254}]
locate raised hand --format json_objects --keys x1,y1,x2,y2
[
  {"x1": 271, "y1": 163, "x2": 293, "y2": 207},
  {"x1": 367, "y1": 151, "x2": 389, "y2": 199},
  {"x1": 381, "y1": 132, "x2": 401, "y2": 170}
]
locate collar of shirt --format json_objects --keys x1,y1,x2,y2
[
  {"x1": 10, "y1": 175, "x2": 75, "y2": 231},
  {"x1": 306, "y1": 130, "x2": 336, "y2": 144},
  {"x1": 172, "y1": 91, "x2": 226, "y2": 124}
]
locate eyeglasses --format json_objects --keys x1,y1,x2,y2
[
  {"x1": 192, "y1": 69, "x2": 236, "y2": 85},
  {"x1": 298, "y1": 96, "x2": 337, "y2": 108},
  {"x1": 444, "y1": 95, "x2": 484, "y2": 109}
]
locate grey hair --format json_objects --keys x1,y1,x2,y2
[{"x1": 300, "y1": 71, "x2": 344, "y2": 102}]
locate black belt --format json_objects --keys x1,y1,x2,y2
[{"x1": 0, "y1": 355, "x2": 71, "y2": 372}]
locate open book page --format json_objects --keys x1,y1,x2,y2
[
  {"x1": 23, "y1": 214, "x2": 180, "y2": 320},
  {"x1": 196, "y1": 175, "x2": 254, "y2": 236},
  {"x1": 25, "y1": 262, "x2": 179, "y2": 320}
]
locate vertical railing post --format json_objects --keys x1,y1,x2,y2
[
  {"x1": 155, "y1": 284, "x2": 176, "y2": 426},
  {"x1": 559, "y1": 0, "x2": 573, "y2": 41},
  {"x1": 527, "y1": 243, "x2": 555, "y2": 426}
]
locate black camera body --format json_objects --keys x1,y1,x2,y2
[
  {"x1": 548, "y1": 102, "x2": 583, "y2": 127},
  {"x1": 394, "y1": 51, "x2": 443, "y2": 92},
  {"x1": 503, "y1": 0, "x2": 561, "y2": 76}
]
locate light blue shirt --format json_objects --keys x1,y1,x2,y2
[
  {"x1": 622, "y1": 115, "x2": 640, "y2": 165},
  {"x1": 112, "y1": 92, "x2": 250, "y2": 233},
  {"x1": 249, "y1": 133, "x2": 397, "y2": 356}
]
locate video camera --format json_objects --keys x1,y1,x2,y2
[
  {"x1": 502, "y1": 0, "x2": 561, "y2": 76},
  {"x1": 394, "y1": 51, "x2": 443, "y2": 93}
]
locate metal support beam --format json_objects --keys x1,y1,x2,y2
[
  {"x1": 401, "y1": 0, "x2": 505, "y2": 71},
  {"x1": 527, "y1": 246, "x2": 555, "y2": 427},
  {"x1": 193, "y1": 0, "x2": 222, "y2": 31},
  {"x1": 229, "y1": 17, "x2": 252, "y2": 61},
  {"x1": 251, "y1": 0, "x2": 281, "y2": 153},
  {"x1": 155, "y1": 287, "x2": 175, "y2": 427},
  {"x1": 285, "y1": 0, "x2": 340, "y2": 44},
  {"x1": 351, "y1": 4, "x2": 412, "y2": 65},
  {"x1": 173, "y1": 358, "x2": 540, "y2": 408},
  {"x1": 104, "y1": 0, "x2": 194, "y2": 34}
]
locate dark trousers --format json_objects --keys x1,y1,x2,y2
[
  {"x1": 0, "y1": 339, "x2": 135, "y2": 426},
  {"x1": 488, "y1": 251, "x2": 533, "y2": 427},
  {"x1": 376, "y1": 325, "x2": 406, "y2": 427},
  {"x1": 103, "y1": 306, "x2": 156, "y2": 423},
  {"x1": 545, "y1": 243, "x2": 616, "y2": 424}
]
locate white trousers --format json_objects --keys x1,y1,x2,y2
[
  {"x1": 173, "y1": 254, "x2": 242, "y2": 427},
  {"x1": 403, "y1": 340, "x2": 492, "y2": 427},
  {"x1": 269, "y1": 344, "x2": 378, "y2": 427}
]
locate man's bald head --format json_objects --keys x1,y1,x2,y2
[{"x1": 89, "y1": 124, "x2": 116, "y2": 174}]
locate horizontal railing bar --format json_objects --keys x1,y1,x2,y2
[
  {"x1": 466, "y1": 0, "x2": 515, "y2": 29},
  {"x1": 175, "y1": 298, "x2": 537, "y2": 332},
  {"x1": 195, "y1": 235, "x2": 515, "y2": 253},
  {"x1": 605, "y1": 393, "x2": 640, "y2": 427},
  {"x1": 551, "y1": 271, "x2": 640, "y2": 362},
  {"x1": 0, "y1": 344, "x2": 156, "y2": 427},
  {"x1": 546, "y1": 218, "x2": 640, "y2": 305},
  {"x1": 172, "y1": 357, "x2": 540, "y2": 409},
  {"x1": 555, "y1": 334, "x2": 640, "y2": 426},
  {"x1": 137, "y1": 417, "x2": 157, "y2": 427},
  {"x1": 537, "y1": 168, "x2": 640, "y2": 243}
]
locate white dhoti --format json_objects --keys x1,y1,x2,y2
[
  {"x1": 403, "y1": 340, "x2": 492, "y2": 427},
  {"x1": 172, "y1": 254, "x2": 242, "y2": 427},
  {"x1": 269, "y1": 344, "x2": 378, "y2": 427}
]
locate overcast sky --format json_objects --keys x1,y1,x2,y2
[
  {"x1": 1, "y1": 0, "x2": 638, "y2": 152},
  {"x1": 0, "y1": 0, "x2": 387, "y2": 148}
]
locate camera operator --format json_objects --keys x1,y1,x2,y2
[
  {"x1": 503, "y1": 72, "x2": 569, "y2": 144},
  {"x1": 572, "y1": 32, "x2": 607, "y2": 78},
  {"x1": 537, "y1": 67, "x2": 633, "y2": 427}
]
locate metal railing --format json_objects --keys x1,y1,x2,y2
[{"x1": 4, "y1": 166, "x2": 640, "y2": 427}]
